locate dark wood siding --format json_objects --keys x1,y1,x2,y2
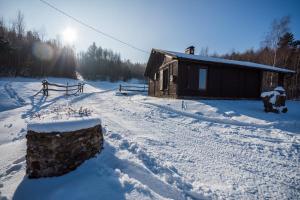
[{"x1": 177, "y1": 60, "x2": 262, "y2": 99}]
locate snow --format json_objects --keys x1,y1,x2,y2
[
  {"x1": 155, "y1": 49, "x2": 295, "y2": 74},
  {"x1": 27, "y1": 118, "x2": 101, "y2": 133},
  {"x1": 261, "y1": 87, "x2": 286, "y2": 105},
  {"x1": 274, "y1": 86, "x2": 285, "y2": 92},
  {"x1": 1, "y1": 77, "x2": 300, "y2": 200},
  {"x1": 261, "y1": 90, "x2": 280, "y2": 104}
]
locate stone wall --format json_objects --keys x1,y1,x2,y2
[{"x1": 26, "y1": 124, "x2": 103, "y2": 178}]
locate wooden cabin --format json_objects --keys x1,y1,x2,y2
[{"x1": 144, "y1": 46, "x2": 295, "y2": 99}]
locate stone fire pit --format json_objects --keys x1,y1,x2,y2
[{"x1": 26, "y1": 118, "x2": 103, "y2": 178}]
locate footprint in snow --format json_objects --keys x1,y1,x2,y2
[
  {"x1": 5, "y1": 164, "x2": 23, "y2": 176},
  {"x1": 12, "y1": 134, "x2": 25, "y2": 141},
  {"x1": 13, "y1": 156, "x2": 25, "y2": 165},
  {"x1": 4, "y1": 124, "x2": 12, "y2": 128},
  {"x1": 1, "y1": 157, "x2": 25, "y2": 178}
]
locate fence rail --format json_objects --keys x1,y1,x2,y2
[
  {"x1": 119, "y1": 84, "x2": 148, "y2": 93},
  {"x1": 41, "y1": 80, "x2": 84, "y2": 96}
]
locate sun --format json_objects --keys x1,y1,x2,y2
[{"x1": 62, "y1": 27, "x2": 77, "y2": 44}]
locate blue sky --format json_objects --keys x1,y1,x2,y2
[{"x1": 0, "y1": 0, "x2": 300, "y2": 63}]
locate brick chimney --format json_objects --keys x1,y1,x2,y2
[{"x1": 185, "y1": 46, "x2": 195, "y2": 55}]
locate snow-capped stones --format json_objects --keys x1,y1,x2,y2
[
  {"x1": 27, "y1": 118, "x2": 102, "y2": 133},
  {"x1": 26, "y1": 118, "x2": 103, "y2": 178},
  {"x1": 261, "y1": 87, "x2": 287, "y2": 113},
  {"x1": 261, "y1": 90, "x2": 280, "y2": 104}
]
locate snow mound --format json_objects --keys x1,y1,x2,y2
[{"x1": 27, "y1": 117, "x2": 101, "y2": 133}]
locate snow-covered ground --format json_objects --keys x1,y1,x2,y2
[{"x1": 0, "y1": 77, "x2": 299, "y2": 200}]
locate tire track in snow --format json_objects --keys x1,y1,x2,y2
[{"x1": 140, "y1": 101, "x2": 271, "y2": 129}]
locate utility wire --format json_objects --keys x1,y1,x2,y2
[{"x1": 39, "y1": 0, "x2": 149, "y2": 54}]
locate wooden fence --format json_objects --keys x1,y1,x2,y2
[
  {"x1": 119, "y1": 84, "x2": 148, "y2": 93},
  {"x1": 41, "y1": 80, "x2": 84, "y2": 96}
]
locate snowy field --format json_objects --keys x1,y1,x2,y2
[{"x1": 0, "y1": 77, "x2": 299, "y2": 200}]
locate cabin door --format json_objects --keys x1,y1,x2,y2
[{"x1": 163, "y1": 68, "x2": 169, "y2": 90}]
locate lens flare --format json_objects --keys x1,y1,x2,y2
[{"x1": 32, "y1": 42, "x2": 53, "y2": 61}]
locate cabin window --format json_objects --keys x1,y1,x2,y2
[{"x1": 198, "y1": 68, "x2": 207, "y2": 90}]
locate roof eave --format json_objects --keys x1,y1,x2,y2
[
  {"x1": 152, "y1": 48, "x2": 178, "y2": 58},
  {"x1": 175, "y1": 56, "x2": 296, "y2": 74}
]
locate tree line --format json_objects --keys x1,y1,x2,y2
[{"x1": 77, "y1": 42, "x2": 145, "y2": 81}]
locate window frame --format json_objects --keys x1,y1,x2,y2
[{"x1": 198, "y1": 67, "x2": 208, "y2": 91}]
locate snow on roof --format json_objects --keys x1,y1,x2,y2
[
  {"x1": 27, "y1": 117, "x2": 101, "y2": 133},
  {"x1": 154, "y1": 49, "x2": 295, "y2": 74}
]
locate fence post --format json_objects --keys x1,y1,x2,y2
[
  {"x1": 46, "y1": 81, "x2": 48, "y2": 96},
  {"x1": 44, "y1": 80, "x2": 48, "y2": 96},
  {"x1": 42, "y1": 80, "x2": 45, "y2": 95},
  {"x1": 42, "y1": 80, "x2": 46, "y2": 96},
  {"x1": 119, "y1": 84, "x2": 122, "y2": 92},
  {"x1": 42, "y1": 80, "x2": 49, "y2": 96}
]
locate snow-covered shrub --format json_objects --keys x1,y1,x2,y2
[{"x1": 31, "y1": 105, "x2": 93, "y2": 120}]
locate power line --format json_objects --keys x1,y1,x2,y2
[{"x1": 39, "y1": 0, "x2": 149, "y2": 54}]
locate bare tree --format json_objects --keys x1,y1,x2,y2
[
  {"x1": 263, "y1": 16, "x2": 290, "y2": 66},
  {"x1": 15, "y1": 10, "x2": 25, "y2": 39},
  {"x1": 262, "y1": 16, "x2": 290, "y2": 87},
  {"x1": 199, "y1": 46, "x2": 209, "y2": 56}
]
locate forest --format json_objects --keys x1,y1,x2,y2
[
  {"x1": 0, "y1": 12, "x2": 299, "y2": 98},
  {"x1": 0, "y1": 11, "x2": 145, "y2": 80}
]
